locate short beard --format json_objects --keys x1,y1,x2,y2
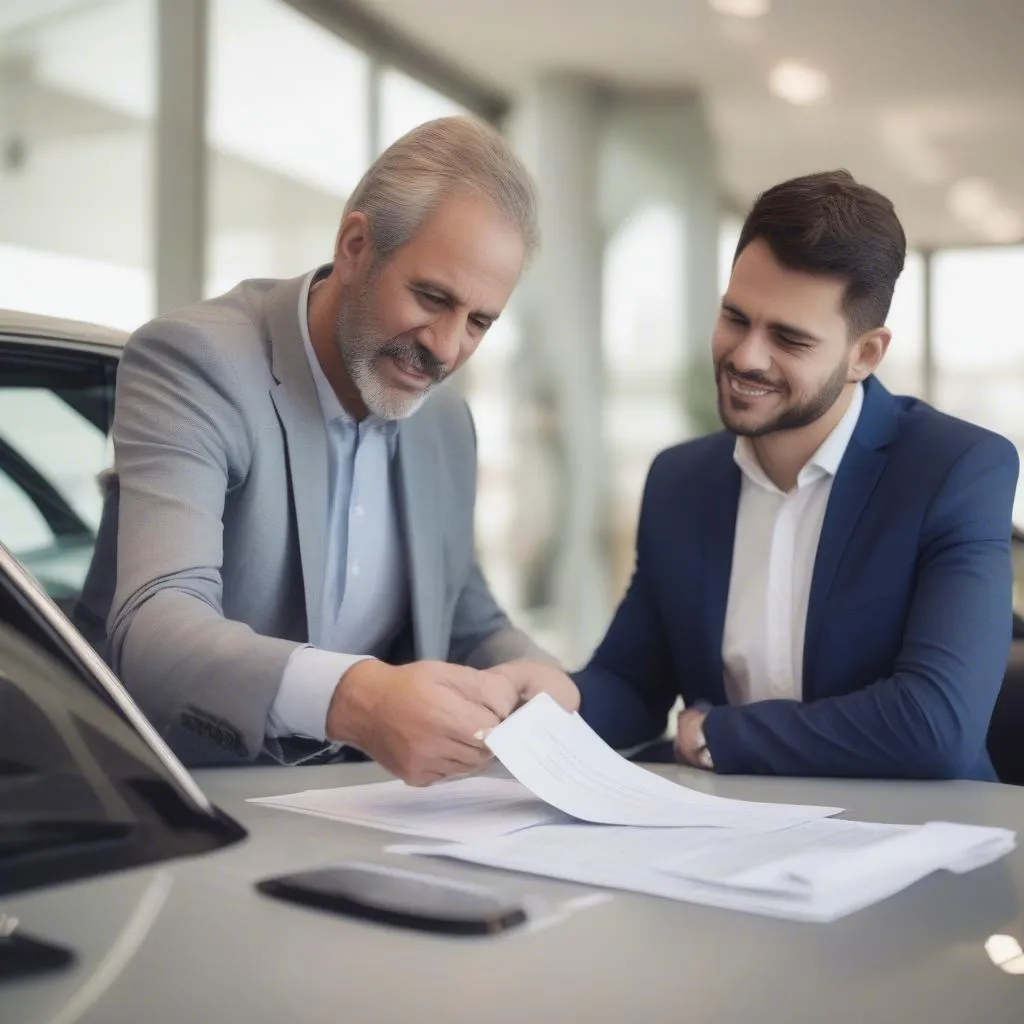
[
  {"x1": 336, "y1": 276, "x2": 447, "y2": 421},
  {"x1": 718, "y1": 357, "x2": 849, "y2": 438}
]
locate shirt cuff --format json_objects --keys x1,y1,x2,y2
[{"x1": 266, "y1": 647, "x2": 374, "y2": 741}]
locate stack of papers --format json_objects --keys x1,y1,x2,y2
[
  {"x1": 393, "y1": 817, "x2": 1015, "y2": 922},
  {"x1": 250, "y1": 776, "x2": 568, "y2": 843},
  {"x1": 249, "y1": 693, "x2": 1016, "y2": 922}
]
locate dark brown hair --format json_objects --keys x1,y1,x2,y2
[{"x1": 734, "y1": 170, "x2": 906, "y2": 337}]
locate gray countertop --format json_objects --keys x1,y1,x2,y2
[{"x1": 4, "y1": 763, "x2": 1024, "y2": 1024}]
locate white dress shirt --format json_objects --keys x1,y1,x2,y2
[
  {"x1": 722, "y1": 383, "x2": 864, "y2": 706},
  {"x1": 266, "y1": 270, "x2": 408, "y2": 742}
]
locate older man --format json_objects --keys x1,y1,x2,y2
[{"x1": 83, "y1": 116, "x2": 576, "y2": 782}]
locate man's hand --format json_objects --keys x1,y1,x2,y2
[
  {"x1": 674, "y1": 707, "x2": 713, "y2": 770},
  {"x1": 486, "y1": 660, "x2": 581, "y2": 713},
  {"x1": 324, "y1": 659, "x2": 520, "y2": 786}
]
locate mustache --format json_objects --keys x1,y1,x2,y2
[
  {"x1": 378, "y1": 340, "x2": 448, "y2": 384},
  {"x1": 721, "y1": 363, "x2": 785, "y2": 392}
]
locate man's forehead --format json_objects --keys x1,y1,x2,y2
[{"x1": 728, "y1": 247, "x2": 846, "y2": 319}]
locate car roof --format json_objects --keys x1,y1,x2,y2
[{"x1": 0, "y1": 308, "x2": 127, "y2": 351}]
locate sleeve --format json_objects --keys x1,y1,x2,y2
[
  {"x1": 266, "y1": 647, "x2": 373, "y2": 740},
  {"x1": 703, "y1": 434, "x2": 1020, "y2": 779},
  {"x1": 107, "y1": 318, "x2": 301, "y2": 764}
]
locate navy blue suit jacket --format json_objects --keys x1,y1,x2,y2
[{"x1": 576, "y1": 377, "x2": 1019, "y2": 780}]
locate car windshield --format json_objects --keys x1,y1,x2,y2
[{"x1": 0, "y1": 543, "x2": 244, "y2": 898}]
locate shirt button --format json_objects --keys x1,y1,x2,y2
[
  {"x1": 351, "y1": 561, "x2": 361, "y2": 577},
  {"x1": 353, "y1": 505, "x2": 364, "y2": 517}
]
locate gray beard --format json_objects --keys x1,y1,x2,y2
[{"x1": 348, "y1": 352, "x2": 433, "y2": 420}]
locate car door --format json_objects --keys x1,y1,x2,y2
[{"x1": 0, "y1": 335, "x2": 119, "y2": 618}]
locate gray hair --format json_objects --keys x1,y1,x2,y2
[{"x1": 342, "y1": 115, "x2": 539, "y2": 262}]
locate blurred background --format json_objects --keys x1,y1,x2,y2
[{"x1": 1, "y1": 0, "x2": 1022, "y2": 665}]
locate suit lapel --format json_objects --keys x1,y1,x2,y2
[
  {"x1": 397, "y1": 415, "x2": 442, "y2": 659},
  {"x1": 264, "y1": 274, "x2": 329, "y2": 637},
  {"x1": 696, "y1": 437, "x2": 742, "y2": 704},
  {"x1": 803, "y1": 377, "x2": 898, "y2": 696}
]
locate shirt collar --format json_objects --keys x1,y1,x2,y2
[
  {"x1": 733, "y1": 381, "x2": 864, "y2": 494},
  {"x1": 297, "y1": 268, "x2": 399, "y2": 447}
]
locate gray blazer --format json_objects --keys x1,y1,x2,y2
[{"x1": 85, "y1": 272, "x2": 547, "y2": 764}]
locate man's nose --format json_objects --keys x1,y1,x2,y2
[
  {"x1": 419, "y1": 315, "x2": 462, "y2": 370},
  {"x1": 728, "y1": 327, "x2": 773, "y2": 374}
]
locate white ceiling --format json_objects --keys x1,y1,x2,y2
[{"x1": 356, "y1": 0, "x2": 1024, "y2": 249}]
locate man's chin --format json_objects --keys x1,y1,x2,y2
[{"x1": 363, "y1": 383, "x2": 431, "y2": 421}]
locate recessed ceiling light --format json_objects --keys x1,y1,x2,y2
[
  {"x1": 768, "y1": 61, "x2": 829, "y2": 105},
  {"x1": 981, "y1": 208, "x2": 1023, "y2": 244},
  {"x1": 709, "y1": 0, "x2": 770, "y2": 17},
  {"x1": 986, "y1": 936, "x2": 1024, "y2": 975},
  {"x1": 946, "y1": 179, "x2": 1022, "y2": 243},
  {"x1": 947, "y1": 177, "x2": 998, "y2": 222}
]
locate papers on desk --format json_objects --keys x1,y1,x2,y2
[
  {"x1": 249, "y1": 776, "x2": 568, "y2": 842},
  {"x1": 484, "y1": 693, "x2": 842, "y2": 828},
  {"x1": 250, "y1": 694, "x2": 1017, "y2": 921},
  {"x1": 393, "y1": 818, "x2": 1016, "y2": 923}
]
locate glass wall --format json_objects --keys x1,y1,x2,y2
[
  {"x1": 205, "y1": 0, "x2": 370, "y2": 295},
  {"x1": 933, "y1": 246, "x2": 1024, "y2": 518},
  {"x1": 0, "y1": 0, "x2": 155, "y2": 329},
  {"x1": 379, "y1": 67, "x2": 466, "y2": 153},
  {"x1": 876, "y1": 250, "x2": 926, "y2": 399},
  {"x1": 605, "y1": 203, "x2": 688, "y2": 598},
  {"x1": 6, "y1": 0, "x2": 1022, "y2": 661}
]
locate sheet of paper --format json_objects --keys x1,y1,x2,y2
[
  {"x1": 248, "y1": 776, "x2": 569, "y2": 842},
  {"x1": 725, "y1": 820, "x2": 1018, "y2": 900},
  {"x1": 391, "y1": 816, "x2": 1016, "y2": 923},
  {"x1": 484, "y1": 693, "x2": 843, "y2": 828},
  {"x1": 654, "y1": 817, "x2": 911, "y2": 892}
]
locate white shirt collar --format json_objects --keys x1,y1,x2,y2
[
  {"x1": 733, "y1": 381, "x2": 865, "y2": 494},
  {"x1": 297, "y1": 268, "x2": 398, "y2": 442}
]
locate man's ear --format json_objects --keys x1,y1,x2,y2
[
  {"x1": 849, "y1": 326, "x2": 891, "y2": 381},
  {"x1": 334, "y1": 211, "x2": 373, "y2": 285}
]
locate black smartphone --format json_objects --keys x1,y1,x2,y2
[{"x1": 256, "y1": 862, "x2": 527, "y2": 936}]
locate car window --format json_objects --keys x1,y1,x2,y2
[
  {"x1": 0, "y1": 344, "x2": 116, "y2": 609},
  {"x1": 0, "y1": 388, "x2": 109, "y2": 532},
  {"x1": 0, "y1": 545, "x2": 244, "y2": 901},
  {"x1": 0, "y1": 466, "x2": 52, "y2": 552}
]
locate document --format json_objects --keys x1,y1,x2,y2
[
  {"x1": 248, "y1": 776, "x2": 569, "y2": 843},
  {"x1": 484, "y1": 693, "x2": 843, "y2": 828},
  {"x1": 392, "y1": 817, "x2": 1016, "y2": 923}
]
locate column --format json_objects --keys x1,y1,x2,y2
[
  {"x1": 605, "y1": 90, "x2": 719, "y2": 431},
  {"x1": 156, "y1": 0, "x2": 207, "y2": 313},
  {"x1": 509, "y1": 76, "x2": 610, "y2": 665}
]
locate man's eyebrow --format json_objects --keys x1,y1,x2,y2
[
  {"x1": 410, "y1": 278, "x2": 500, "y2": 322},
  {"x1": 721, "y1": 300, "x2": 822, "y2": 345}
]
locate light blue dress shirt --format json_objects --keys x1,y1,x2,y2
[{"x1": 266, "y1": 270, "x2": 409, "y2": 742}]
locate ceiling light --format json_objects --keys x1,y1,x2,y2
[
  {"x1": 946, "y1": 179, "x2": 1023, "y2": 242},
  {"x1": 986, "y1": 936, "x2": 1024, "y2": 975},
  {"x1": 947, "y1": 177, "x2": 998, "y2": 222},
  {"x1": 981, "y1": 208, "x2": 1024, "y2": 244},
  {"x1": 768, "y1": 61, "x2": 829, "y2": 105},
  {"x1": 709, "y1": 0, "x2": 770, "y2": 17}
]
